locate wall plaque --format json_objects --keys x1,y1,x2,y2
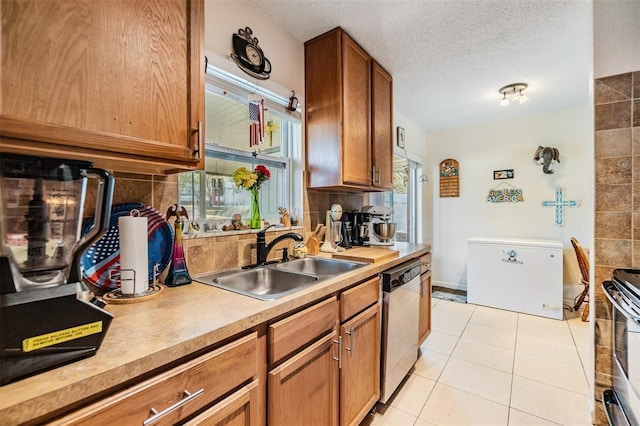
[{"x1": 439, "y1": 159, "x2": 459, "y2": 198}]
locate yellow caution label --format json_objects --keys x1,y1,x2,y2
[{"x1": 22, "y1": 321, "x2": 103, "y2": 353}]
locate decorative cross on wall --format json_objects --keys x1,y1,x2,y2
[{"x1": 542, "y1": 187, "x2": 580, "y2": 226}]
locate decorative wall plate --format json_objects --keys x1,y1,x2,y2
[{"x1": 81, "y1": 203, "x2": 173, "y2": 290}]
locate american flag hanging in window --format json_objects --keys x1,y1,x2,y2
[{"x1": 248, "y1": 95, "x2": 264, "y2": 147}]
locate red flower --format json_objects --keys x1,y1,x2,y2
[{"x1": 255, "y1": 165, "x2": 270, "y2": 179}]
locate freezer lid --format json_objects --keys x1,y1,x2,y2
[{"x1": 468, "y1": 236, "x2": 563, "y2": 249}]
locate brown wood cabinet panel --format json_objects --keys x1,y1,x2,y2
[
  {"x1": 0, "y1": 0, "x2": 204, "y2": 174},
  {"x1": 268, "y1": 332, "x2": 340, "y2": 426},
  {"x1": 184, "y1": 380, "x2": 260, "y2": 426},
  {"x1": 341, "y1": 33, "x2": 371, "y2": 187},
  {"x1": 419, "y1": 269, "x2": 432, "y2": 345},
  {"x1": 305, "y1": 27, "x2": 392, "y2": 191},
  {"x1": 268, "y1": 297, "x2": 338, "y2": 366},
  {"x1": 340, "y1": 277, "x2": 380, "y2": 322},
  {"x1": 50, "y1": 332, "x2": 258, "y2": 426},
  {"x1": 371, "y1": 61, "x2": 393, "y2": 189},
  {"x1": 340, "y1": 303, "x2": 381, "y2": 426},
  {"x1": 420, "y1": 253, "x2": 432, "y2": 275},
  {"x1": 304, "y1": 29, "x2": 342, "y2": 188}
]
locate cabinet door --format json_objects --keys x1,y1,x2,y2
[
  {"x1": 0, "y1": 0, "x2": 204, "y2": 174},
  {"x1": 371, "y1": 61, "x2": 393, "y2": 189},
  {"x1": 341, "y1": 32, "x2": 372, "y2": 187},
  {"x1": 419, "y1": 270, "x2": 432, "y2": 345},
  {"x1": 305, "y1": 29, "x2": 342, "y2": 188},
  {"x1": 183, "y1": 380, "x2": 260, "y2": 426},
  {"x1": 340, "y1": 303, "x2": 381, "y2": 426},
  {"x1": 268, "y1": 332, "x2": 339, "y2": 426}
]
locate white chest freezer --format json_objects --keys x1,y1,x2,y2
[{"x1": 467, "y1": 237, "x2": 564, "y2": 320}]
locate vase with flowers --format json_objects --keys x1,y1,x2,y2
[{"x1": 233, "y1": 164, "x2": 271, "y2": 229}]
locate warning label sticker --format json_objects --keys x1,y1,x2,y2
[{"x1": 22, "y1": 321, "x2": 103, "y2": 352}]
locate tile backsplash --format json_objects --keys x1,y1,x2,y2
[
  {"x1": 593, "y1": 70, "x2": 639, "y2": 425},
  {"x1": 86, "y1": 173, "x2": 367, "y2": 283}
]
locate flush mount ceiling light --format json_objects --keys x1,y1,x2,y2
[{"x1": 499, "y1": 82, "x2": 529, "y2": 106}]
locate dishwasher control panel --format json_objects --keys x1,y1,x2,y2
[{"x1": 381, "y1": 259, "x2": 421, "y2": 292}]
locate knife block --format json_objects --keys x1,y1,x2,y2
[{"x1": 306, "y1": 236, "x2": 320, "y2": 255}]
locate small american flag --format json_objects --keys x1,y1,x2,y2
[{"x1": 249, "y1": 101, "x2": 260, "y2": 122}]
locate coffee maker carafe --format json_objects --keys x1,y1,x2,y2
[
  {"x1": 352, "y1": 211, "x2": 370, "y2": 246},
  {"x1": 0, "y1": 154, "x2": 114, "y2": 385},
  {"x1": 339, "y1": 212, "x2": 353, "y2": 249}
]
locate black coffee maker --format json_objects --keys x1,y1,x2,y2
[
  {"x1": 0, "y1": 154, "x2": 114, "y2": 385},
  {"x1": 352, "y1": 211, "x2": 370, "y2": 246}
]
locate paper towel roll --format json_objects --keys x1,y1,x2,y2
[{"x1": 118, "y1": 213, "x2": 148, "y2": 294}]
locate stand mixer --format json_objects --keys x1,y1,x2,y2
[
  {"x1": 320, "y1": 204, "x2": 346, "y2": 253},
  {"x1": 0, "y1": 154, "x2": 114, "y2": 385},
  {"x1": 361, "y1": 205, "x2": 396, "y2": 246}
]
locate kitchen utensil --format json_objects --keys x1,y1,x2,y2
[
  {"x1": 361, "y1": 205, "x2": 396, "y2": 246},
  {"x1": 373, "y1": 222, "x2": 397, "y2": 241},
  {"x1": 321, "y1": 205, "x2": 345, "y2": 253},
  {"x1": 332, "y1": 247, "x2": 400, "y2": 263},
  {"x1": 0, "y1": 153, "x2": 115, "y2": 385},
  {"x1": 311, "y1": 223, "x2": 323, "y2": 239}
]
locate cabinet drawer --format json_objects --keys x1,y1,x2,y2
[
  {"x1": 51, "y1": 332, "x2": 258, "y2": 426},
  {"x1": 420, "y1": 253, "x2": 432, "y2": 274},
  {"x1": 269, "y1": 297, "x2": 338, "y2": 366},
  {"x1": 183, "y1": 380, "x2": 259, "y2": 426},
  {"x1": 340, "y1": 277, "x2": 380, "y2": 322}
]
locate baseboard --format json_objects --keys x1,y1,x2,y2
[{"x1": 432, "y1": 280, "x2": 467, "y2": 292}]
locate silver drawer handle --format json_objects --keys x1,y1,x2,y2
[
  {"x1": 333, "y1": 336, "x2": 342, "y2": 369},
  {"x1": 143, "y1": 388, "x2": 205, "y2": 425},
  {"x1": 345, "y1": 327, "x2": 354, "y2": 357}
]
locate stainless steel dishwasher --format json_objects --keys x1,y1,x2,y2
[{"x1": 379, "y1": 258, "x2": 422, "y2": 403}]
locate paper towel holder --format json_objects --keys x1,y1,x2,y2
[{"x1": 103, "y1": 263, "x2": 163, "y2": 304}]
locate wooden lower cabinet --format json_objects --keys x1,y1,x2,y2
[
  {"x1": 184, "y1": 380, "x2": 260, "y2": 426},
  {"x1": 268, "y1": 331, "x2": 340, "y2": 425},
  {"x1": 419, "y1": 267, "x2": 432, "y2": 345},
  {"x1": 340, "y1": 303, "x2": 381, "y2": 426},
  {"x1": 49, "y1": 332, "x2": 260, "y2": 426}
]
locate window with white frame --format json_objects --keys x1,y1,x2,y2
[{"x1": 178, "y1": 66, "x2": 302, "y2": 230}]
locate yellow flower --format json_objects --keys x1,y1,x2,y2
[
  {"x1": 233, "y1": 167, "x2": 257, "y2": 190},
  {"x1": 233, "y1": 165, "x2": 270, "y2": 191}
]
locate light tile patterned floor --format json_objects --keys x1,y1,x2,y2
[{"x1": 363, "y1": 298, "x2": 592, "y2": 426}]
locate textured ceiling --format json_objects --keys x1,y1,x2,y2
[{"x1": 248, "y1": 0, "x2": 592, "y2": 132}]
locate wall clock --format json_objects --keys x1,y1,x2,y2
[{"x1": 230, "y1": 27, "x2": 271, "y2": 80}]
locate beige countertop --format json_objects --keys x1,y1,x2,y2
[{"x1": 0, "y1": 242, "x2": 430, "y2": 425}]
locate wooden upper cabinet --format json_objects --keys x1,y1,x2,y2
[
  {"x1": 371, "y1": 61, "x2": 393, "y2": 189},
  {"x1": 0, "y1": 0, "x2": 205, "y2": 174},
  {"x1": 341, "y1": 34, "x2": 372, "y2": 187},
  {"x1": 305, "y1": 27, "x2": 392, "y2": 191}
]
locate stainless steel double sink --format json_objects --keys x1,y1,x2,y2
[{"x1": 195, "y1": 257, "x2": 366, "y2": 300}]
